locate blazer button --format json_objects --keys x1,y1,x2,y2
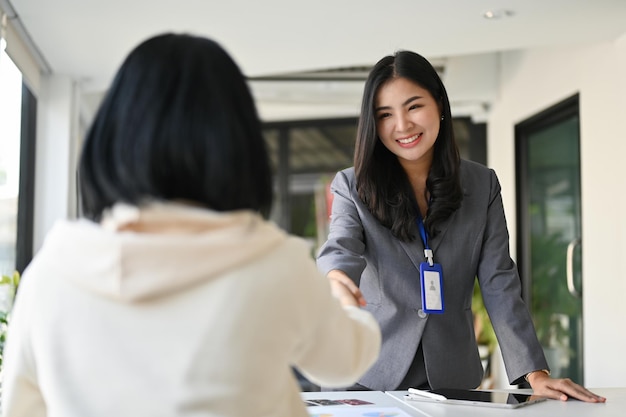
[{"x1": 417, "y1": 309, "x2": 428, "y2": 318}]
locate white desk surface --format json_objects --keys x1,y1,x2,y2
[
  {"x1": 303, "y1": 388, "x2": 624, "y2": 417},
  {"x1": 302, "y1": 390, "x2": 420, "y2": 415}
]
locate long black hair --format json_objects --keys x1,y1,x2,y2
[
  {"x1": 354, "y1": 50, "x2": 462, "y2": 241},
  {"x1": 79, "y1": 33, "x2": 273, "y2": 221}
]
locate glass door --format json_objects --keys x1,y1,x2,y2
[{"x1": 515, "y1": 95, "x2": 583, "y2": 383}]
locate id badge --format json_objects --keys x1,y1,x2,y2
[{"x1": 419, "y1": 262, "x2": 444, "y2": 314}]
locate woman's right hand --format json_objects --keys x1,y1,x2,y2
[{"x1": 327, "y1": 270, "x2": 367, "y2": 308}]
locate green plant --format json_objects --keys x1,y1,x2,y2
[
  {"x1": 530, "y1": 233, "x2": 580, "y2": 349},
  {"x1": 0, "y1": 271, "x2": 21, "y2": 370}
]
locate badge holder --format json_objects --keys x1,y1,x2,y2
[
  {"x1": 416, "y1": 215, "x2": 444, "y2": 314},
  {"x1": 420, "y1": 249, "x2": 444, "y2": 314}
]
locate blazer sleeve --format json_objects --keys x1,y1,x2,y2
[
  {"x1": 476, "y1": 169, "x2": 548, "y2": 385},
  {"x1": 316, "y1": 170, "x2": 367, "y2": 285}
]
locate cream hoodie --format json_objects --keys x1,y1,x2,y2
[{"x1": 1, "y1": 202, "x2": 380, "y2": 417}]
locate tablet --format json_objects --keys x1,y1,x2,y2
[{"x1": 409, "y1": 388, "x2": 547, "y2": 409}]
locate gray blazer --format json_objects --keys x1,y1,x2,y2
[{"x1": 317, "y1": 160, "x2": 548, "y2": 390}]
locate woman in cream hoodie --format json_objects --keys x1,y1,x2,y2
[{"x1": 1, "y1": 33, "x2": 380, "y2": 417}]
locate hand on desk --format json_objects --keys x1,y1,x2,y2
[{"x1": 527, "y1": 371, "x2": 607, "y2": 403}]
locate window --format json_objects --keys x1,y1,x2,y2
[
  {"x1": 263, "y1": 118, "x2": 357, "y2": 252},
  {"x1": 0, "y1": 49, "x2": 23, "y2": 274}
]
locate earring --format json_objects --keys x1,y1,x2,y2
[{"x1": 440, "y1": 115, "x2": 444, "y2": 121}]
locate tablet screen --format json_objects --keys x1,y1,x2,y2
[{"x1": 429, "y1": 388, "x2": 546, "y2": 408}]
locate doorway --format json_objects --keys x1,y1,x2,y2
[{"x1": 515, "y1": 94, "x2": 583, "y2": 383}]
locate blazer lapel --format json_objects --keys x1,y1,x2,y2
[
  {"x1": 397, "y1": 215, "x2": 455, "y2": 269},
  {"x1": 429, "y1": 185, "x2": 470, "y2": 255},
  {"x1": 429, "y1": 210, "x2": 455, "y2": 255},
  {"x1": 398, "y1": 185, "x2": 468, "y2": 267},
  {"x1": 398, "y1": 222, "x2": 425, "y2": 271}
]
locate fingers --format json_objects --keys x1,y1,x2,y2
[
  {"x1": 533, "y1": 378, "x2": 607, "y2": 403},
  {"x1": 327, "y1": 270, "x2": 367, "y2": 307},
  {"x1": 554, "y1": 379, "x2": 606, "y2": 403},
  {"x1": 331, "y1": 279, "x2": 366, "y2": 307},
  {"x1": 336, "y1": 280, "x2": 366, "y2": 306},
  {"x1": 329, "y1": 280, "x2": 359, "y2": 307}
]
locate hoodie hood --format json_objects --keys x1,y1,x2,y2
[{"x1": 34, "y1": 202, "x2": 287, "y2": 302}]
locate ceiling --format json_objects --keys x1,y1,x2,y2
[
  {"x1": 2, "y1": 0, "x2": 625, "y2": 227},
  {"x1": 3, "y1": 0, "x2": 626, "y2": 122}
]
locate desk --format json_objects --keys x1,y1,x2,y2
[
  {"x1": 303, "y1": 388, "x2": 624, "y2": 417},
  {"x1": 302, "y1": 390, "x2": 420, "y2": 415}
]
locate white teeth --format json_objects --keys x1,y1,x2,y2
[{"x1": 398, "y1": 134, "x2": 419, "y2": 144}]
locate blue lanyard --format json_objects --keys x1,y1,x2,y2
[{"x1": 416, "y1": 213, "x2": 434, "y2": 266}]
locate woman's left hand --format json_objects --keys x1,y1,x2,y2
[{"x1": 528, "y1": 371, "x2": 606, "y2": 403}]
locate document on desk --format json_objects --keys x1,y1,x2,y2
[{"x1": 307, "y1": 406, "x2": 414, "y2": 417}]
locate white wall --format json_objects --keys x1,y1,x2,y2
[
  {"x1": 33, "y1": 74, "x2": 81, "y2": 251},
  {"x1": 488, "y1": 37, "x2": 626, "y2": 387}
]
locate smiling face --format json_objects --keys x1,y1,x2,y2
[{"x1": 374, "y1": 76, "x2": 441, "y2": 171}]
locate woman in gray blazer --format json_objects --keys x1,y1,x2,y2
[{"x1": 317, "y1": 50, "x2": 604, "y2": 403}]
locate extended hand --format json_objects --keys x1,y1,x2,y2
[{"x1": 327, "y1": 270, "x2": 367, "y2": 307}]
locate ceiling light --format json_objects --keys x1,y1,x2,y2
[{"x1": 483, "y1": 9, "x2": 515, "y2": 19}]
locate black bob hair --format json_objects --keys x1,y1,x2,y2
[{"x1": 78, "y1": 33, "x2": 272, "y2": 221}]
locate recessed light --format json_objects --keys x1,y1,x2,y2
[{"x1": 483, "y1": 9, "x2": 515, "y2": 19}]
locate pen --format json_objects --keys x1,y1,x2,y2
[{"x1": 406, "y1": 388, "x2": 447, "y2": 401}]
